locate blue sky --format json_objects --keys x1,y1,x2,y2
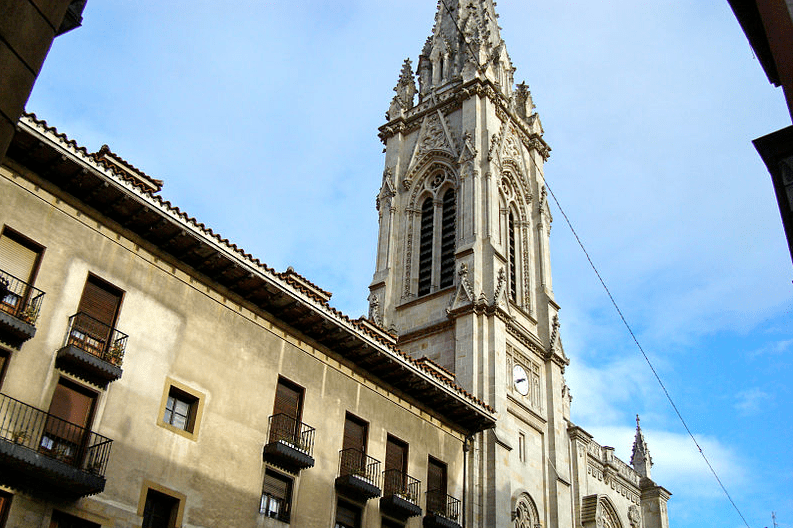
[{"x1": 26, "y1": 2, "x2": 792, "y2": 527}]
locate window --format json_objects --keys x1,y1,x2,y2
[
  {"x1": 384, "y1": 434, "x2": 408, "y2": 495},
  {"x1": 508, "y1": 211, "x2": 517, "y2": 302},
  {"x1": 49, "y1": 511, "x2": 100, "y2": 528},
  {"x1": 518, "y1": 432, "x2": 526, "y2": 463},
  {"x1": 0, "y1": 491, "x2": 11, "y2": 528},
  {"x1": 439, "y1": 189, "x2": 455, "y2": 288},
  {"x1": 426, "y1": 457, "x2": 448, "y2": 514},
  {"x1": 0, "y1": 228, "x2": 43, "y2": 319},
  {"x1": 334, "y1": 499, "x2": 361, "y2": 528},
  {"x1": 418, "y1": 197, "x2": 434, "y2": 296},
  {"x1": 339, "y1": 413, "x2": 369, "y2": 478},
  {"x1": 164, "y1": 387, "x2": 197, "y2": 432},
  {"x1": 270, "y1": 377, "x2": 304, "y2": 444},
  {"x1": 69, "y1": 275, "x2": 123, "y2": 357},
  {"x1": 158, "y1": 378, "x2": 205, "y2": 440},
  {"x1": 41, "y1": 379, "x2": 97, "y2": 463},
  {"x1": 260, "y1": 469, "x2": 292, "y2": 522},
  {"x1": 0, "y1": 349, "x2": 8, "y2": 389},
  {"x1": 142, "y1": 489, "x2": 179, "y2": 528}
]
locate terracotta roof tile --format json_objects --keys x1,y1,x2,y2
[{"x1": 18, "y1": 112, "x2": 495, "y2": 418}]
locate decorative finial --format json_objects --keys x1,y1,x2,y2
[{"x1": 631, "y1": 414, "x2": 653, "y2": 479}]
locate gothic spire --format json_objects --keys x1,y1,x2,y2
[
  {"x1": 631, "y1": 415, "x2": 653, "y2": 479},
  {"x1": 416, "y1": 0, "x2": 514, "y2": 98}
]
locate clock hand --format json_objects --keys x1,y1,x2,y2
[{"x1": 515, "y1": 378, "x2": 526, "y2": 383}]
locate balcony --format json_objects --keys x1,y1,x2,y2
[
  {"x1": 55, "y1": 313, "x2": 127, "y2": 388},
  {"x1": 380, "y1": 469, "x2": 422, "y2": 519},
  {"x1": 335, "y1": 448, "x2": 381, "y2": 501},
  {"x1": 0, "y1": 393, "x2": 112, "y2": 498},
  {"x1": 262, "y1": 413, "x2": 315, "y2": 473},
  {"x1": 0, "y1": 270, "x2": 44, "y2": 347},
  {"x1": 423, "y1": 490, "x2": 462, "y2": 528}
]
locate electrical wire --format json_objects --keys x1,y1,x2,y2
[
  {"x1": 435, "y1": 3, "x2": 754, "y2": 526},
  {"x1": 543, "y1": 179, "x2": 752, "y2": 528}
]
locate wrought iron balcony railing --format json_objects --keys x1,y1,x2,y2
[
  {"x1": 335, "y1": 448, "x2": 382, "y2": 500},
  {"x1": 426, "y1": 489, "x2": 461, "y2": 523},
  {"x1": 267, "y1": 413, "x2": 315, "y2": 455},
  {"x1": 383, "y1": 469, "x2": 421, "y2": 504},
  {"x1": 263, "y1": 414, "x2": 316, "y2": 473},
  {"x1": 64, "y1": 312, "x2": 128, "y2": 367},
  {"x1": 381, "y1": 469, "x2": 423, "y2": 518},
  {"x1": 0, "y1": 270, "x2": 45, "y2": 325},
  {"x1": 0, "y1": 392, "x2": 112, "y2": 497}
]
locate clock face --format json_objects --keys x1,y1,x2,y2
[{"x1": 513, "y1": 364, "x2": 529, "y2": 396}]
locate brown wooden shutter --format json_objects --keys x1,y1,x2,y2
[
  {"x1": 385, "y1": 435, "x2": 407, "y2": 473},
  {"x1": 427, "y1": 458, "x2": 447, "y2": 495},
  {"x1": 272, "y1": 378, "x2": 303, "y2": 420},
  {"x1": 78, "y1": 276, "x2": 122, "y2": 326},
  {"x1": 47, "y1": 380, "x2": 96, "y2": 428},
  {"x1": 342, "y1": 414, "x2": 367, "y2": 454},
  {"x1": 0, "y1": 234, "x2": 38, "y2": 282}
]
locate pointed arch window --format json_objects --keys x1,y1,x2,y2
[
  {"x1": 508, "y1": 210, "x2": 517, "y2": 302},
  {"x1": 439, "y1": 189, "x2": 456, "y2": 288},
  {"x1": 418, "y1": 198, "x2": 434, "y2": 296}
]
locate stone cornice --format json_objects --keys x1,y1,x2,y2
[{"x1": 378, "y1": 78, "x2": 551, "y2": 161}]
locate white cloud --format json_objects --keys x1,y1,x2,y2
[{"x1": 734, "y1": 388, "x2": 772, "y2": 415}]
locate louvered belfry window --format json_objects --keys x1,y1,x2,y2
[
  {"x1": 439, "y1": 189, "x2": 456, "y2": 289},
  {"x1": 509, "y1": 211, "x2": 517, "y2": 302},
  {"x1": 418, "y1": 198, "x2": 434, "y2": 296}
]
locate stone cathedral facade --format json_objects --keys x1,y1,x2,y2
[{"x1": 369, "y1": 2, "x2": 671, "y2": 528}]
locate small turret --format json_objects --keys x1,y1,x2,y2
[
  {"x1": 631, "y1": 414, "x2": 653, "y2": 479},
  {"x1": 387, "y1": 59, "x2": 417, "y2": 121}
]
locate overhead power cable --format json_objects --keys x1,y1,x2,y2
[
  {"x1": 542, "y1": 178, "x2": 752, "y2": 528},
  {"x1": 438, "y1": 5, "x2": 753, "y2": 527}
]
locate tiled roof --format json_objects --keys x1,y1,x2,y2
[{"x1": 17, "y1": 113, "x2": 496, "y2": 420}]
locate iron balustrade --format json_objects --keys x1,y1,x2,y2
[
  {"x1": 383, "y1": 469, "x2": 421, "y2": 504},
  {"x1": 0, "y1": 393, "x2": 112, "y2": 476},
  {"x1": 338, "y1": 448, "x2": 381, "y2": 488},
  {"x1": 426, "y1": 489, "x2": 461, "y2": 522},
  {"x1": 65, "y1": 312, "x2": 128, "y2": 367},
  {"x1": 267, "y1": 413, "x2": 315, "y2": 456},
  {"x1": 0, "y1": 269, "x2": 44, "y2": 325}
]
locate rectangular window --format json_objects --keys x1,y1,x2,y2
[
  {"x1": 0, "y1": 491, "x2": 11, "y2": 528},
  {"x1": 518, "y1": 432, "x2": 526, "y2": 463},
  {"x1": 260, "y1": 469, "x2": 292, "y2": 522},
  {"x1": 270, "y1": 377, "x2": 304, "y2": 445},
  {"x1": 158, "y1": 379, "x2": 205, "y2": 440},
  {"x1": 164, "y1": 387, "x2": 198, "y2": 432},
  {"x1": 0, "y1": 228, "x2": 43, "y2": 318},
  {"x1": 142, "y1": 489, "x2": 179, "y2": 528},
  {"x1": 340, "y1": 413, "x2": 369, "y2": 476},
  {"x1": 334, "y1": 499, "x2": 361, "y2": 528},
  {"x1": 70, "y1": 275, "x2": 123, "y2": 357},
  {"x1": 426, "y1": 457, "x2": 448, "y2": 513},
  {"x1": 41, "y1": 379, "x2": 97, "y2": 464},
  {"x1": 49, "y1": 511, "x2": 101, "y2": 528},
  {"x1": 0, "y1": 350, "x2": 8, "y2": 389},
  {"x1": 384, "y1": 434, "x2": 409, "y2": 496}
]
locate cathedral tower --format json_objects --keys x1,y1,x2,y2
[{"x1": 369, "y1": 1, "x2": 573, "y2": 526}]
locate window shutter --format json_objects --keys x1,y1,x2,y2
[
  {"x1": 47, "y1": 380, "x2": 96, "y2": 428},
  {"x1": 509, "y1": 211, "x2": 517, "y2": 301},
  {"x1": 385, "y1": 436, "x2": 407, "y2": 473},
  {"x1": 342, "y1": 415, "x2": 367, "y2": 454},
  {"x1": 273, "y1": 379, "x2": 302, "y2": 420},
  {"x1": 0, "y1": 234, "x2": 38, "y2": 282},
  {"x1": 78, "y1": 277, "x2": 122, "y2": 326},
  {"x1": 427, "y1": 458, "x2": 447, "y2": 494}
]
